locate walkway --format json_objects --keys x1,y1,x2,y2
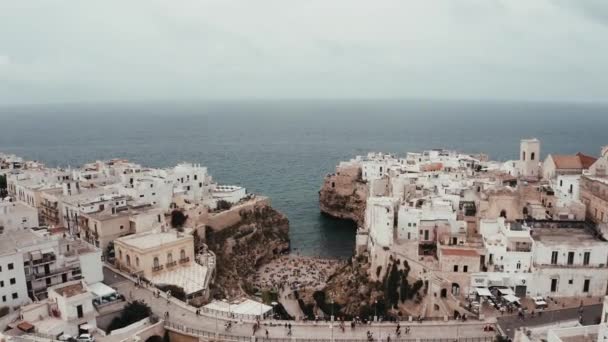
[
  {"x1": 496, "y1": 303, "x2": 602, "y2": 339},
  {"x1": 103, "y1": 266, "x2": 497, "y2": 341}
]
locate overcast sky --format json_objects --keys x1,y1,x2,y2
[{"x1": 1, "y1": 1, "x2": 607, "y2": 105}]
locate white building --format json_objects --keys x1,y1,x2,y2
[
  {"x1": 0, "y1": 201, "x2": 39, "y2": 233},
  {"x1": 519, "y1": 138, "x2": 541, "y2": 178},
  {"x1": 365, "y1": 197, "x2": 398, "y2": 247},
  {"x1": 0, "y1": 229, "x2": 102, "y2": 307}
]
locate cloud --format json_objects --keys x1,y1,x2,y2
[{"x1": 0, "y1": 0, "x2": 607, "y2": 104}]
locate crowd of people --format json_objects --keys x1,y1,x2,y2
[{"x1": 251, "y1": 255, "x2": 345, "y2": 291}]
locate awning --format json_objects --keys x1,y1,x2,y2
[
  {"x1": 475, "y1": 287, "x2": 492, "y2": 297},
  {"x1": 41, "y1": 248, "x2": 55, "y2": 255},
  {"x1": 30, "y1": 251, "x2": 42, "y2": 260},
  {"x1": 88, "y1": 282, "x2": 116, "y2": 298},
  {"x1": 503, "y1": 294, "x2": 520, "y2": 303},
  {"x1": 498, "y1": 288, "x2": 515, "y2": 296}
]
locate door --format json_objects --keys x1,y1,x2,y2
[
  {"x1": 77, "y1": 305, "x2": 83, "y2": 318},
  {"x1": 62, "y1": 273, "x2": 68, "y2": 282},
  {"x1": 44, "y1": 264, "x2": 50, "y2": 275},
  {"x1": 515, "y1": 285, "x2": 527, "y2": 298},
  {"x1": 551, "y1": 279, "x2": 558, "y2": 292}
]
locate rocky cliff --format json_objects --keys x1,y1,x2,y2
[
  {"x1": 319, "y1": 164, "x2": 368, "y2": 227},
  {"x1": 204, "y1": 202, "x2": 290, "y2": 298}
]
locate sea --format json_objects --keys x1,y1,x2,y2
[{"x1": 1, "y1": 99, "x2": 607, "y2": 258}]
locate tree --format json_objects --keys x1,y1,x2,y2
[
  {"x1": 157, "y1": 285, "x2": 186, "y2": 301},
  {"x1": 108, "y1": 300, "x2": 152, "y2": 331},
  {"x1": 170, "y1": 210, "x2": 188, "y2": 228},
  {"x1": 399, "y1": 273, "x2": 409, "y2": 303},
  {"x1": 216, "y1": 200, "x2": 232, "y2": 211},
  {"x1": 384, "y1": 263, "x2": 400, "y2": 308},
  {"x1": 0, "y1": 175, "x2": 7, "y2": 198}
]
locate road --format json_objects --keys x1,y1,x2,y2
[
  {"x1": 496, "y1": 303, "x2": 602, "y2": 339},
  {"x1": 103, "y1": 267, "x2": 497, "y2": 341}
]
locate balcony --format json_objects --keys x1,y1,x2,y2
[
  {"x1": 27, "y1": 266, "x2": 75, "y2": 280},
  {"x1": 166, "y1": 261, "x2": 177, "y2": 268},
  {"x1": 179, "y1": 257, "x2": 190, "y2": 264},
  {"x1": 30, "y1": 254, "x2": 56, "y2": 265},
  {"x1": 152, "y1": 265, "x2": 164, "y2": 272}
]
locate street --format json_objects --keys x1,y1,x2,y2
[{"x1": 103, "y1": 267, "x2": 497, "y2": 341}]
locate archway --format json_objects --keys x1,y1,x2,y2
[
  {"x1": 440, "y1": 288, "x2": 447, "y2": 298},
  {"x1": 500, "y1": 210, "x2": 507, "y2": 219}
]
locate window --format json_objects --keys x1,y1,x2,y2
[
  {"x1": 550, "y1": 278, "x2": 558, "y2": 292},
  {"x1": 1, "y1": 295, "x2": 5, "y2": 302},
  {"x1": 522, "y1": 151, "x2": 526, "y2": 161},
  {"x1": 583, "y1": 279, "x2": 590, "y2": 293},
  {"x1": 8, "y1": 263, "x2": 13, "y2": 270},
  {"x1": 136, "y1": 257, "x2": 140, "y2": 267},
  {"x1": 180, "y1": 249, "x2": 186, "y2": 260},
  {"x1": 77, "y1": 305, "x2": 83, "y2": 318},
  {"x1": 407, "y1": 223, "x2": 411, "y2": 227},
  {"x1": 126, "y1": 255, "x2": 131, "y2": 266},
  {"x1": 463, "y1": 265, "x2": 468, "y2": 273},
  {"x1": 560, "y1": 180, "x2": 563, "y2": 187},
  {"x1": 139, "y1": 194, "x2": 144, "y2": 198},
  {"x1": 157, "y1": 214, "x2": 161, "y2": 223},
  {"x1": 584, "y1": 252, "x2": 591, "y2": 266},
  {"x1": 516, "y1": 262, "x2": 521, "y2": 270},
  {"x1": 118, "y1": 250, "x2": 122, "y2": 260},
  {"x1": 153, "y1": 257, "x2": 159, "y2": 268},
  {"x1": 0, "y1": 281, "x2": 3, "y2": 287},
  {"x1": 199, "y1": 182, "x2": 203, "y2": 188},
  {"x1": 10, "y1": 278, "x2": 15, "y2": 285},
  {"x1": 551, "y1": 251, "x2": 558, "y2": 265},
  {"x1": 12, "y1": 293, "x2": 17, "y2": 299},
  {"x1": 453, "y1": 265, "x2": 459, "y2": 272},
  {"x1": 167, "y1": 253, "x2": 173, "y2": 263},
  {"x1": 413, "y1": 223, "x2": 416, "y2": 227},
  {"x1": 407, "y1": 233, "x2": 411, "y2": 240},
  {"x1": 120, "y1": 225, "x2": 124, "y2": 230},
  {"x1": 568, "y1": 279, "x2": 573, "y2": 285},
  {"x1": 194, "y1": 175, "x2": 198, "y2": 180},
  {"x1": 567, "y1": 252, "x2": 575, "y2": 265},
  {"x1": 424, "y1": 230, "x2": 429, "y2": 240}
]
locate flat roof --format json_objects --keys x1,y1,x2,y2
[
  {"x1": 441, "y1": 248, "x2": 479, "y2": 257},
  {"x1": 53, "y1": 282, "x2": 86, "y2": 298},
  {"x1": 531, "y1": 227, "x2": 602, "y2": 245},
  {"x1": 0, "y1": 230, "x2": 47, "y2": 255},
  {"x1": 116, "y1": 230, "x2": 190, "y2": 250}
]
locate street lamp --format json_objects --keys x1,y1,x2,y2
[{"x1": 374, "y1": 300, "x2": 378, "y2": 322}]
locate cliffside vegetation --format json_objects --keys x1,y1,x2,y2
[{"x1": 203, "y1": 204, "x2": 290, "y2": 298}]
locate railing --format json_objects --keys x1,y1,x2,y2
[
  {"x1": 179, "y1": 257, "x2": 190, "y2": 264},
  {"x1": 27, "y1": 266, "x2": 73, "y2": 280},
  {"x1": 30, "y1": 254, "x2": 56, "y2": 265},
  {"x1": 152, "y1": 265, "x2": 164, "y2": 272},
  {"x1": 165, "y1": 321, "x2": 494, "y2": 342},
  {"x1": 166, "y1": 261, "x2": 177, "y2": 268}
]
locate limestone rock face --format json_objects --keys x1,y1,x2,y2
[
  {"x1": 205, "y1": 203, "x2": 290, "y2": 297},
  {"x1": 319, "y1": 164, "x2": 368, "y2": 227}
]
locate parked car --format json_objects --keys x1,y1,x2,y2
[
  {"x1": 77, "y1": 334, "x2": 95, "y2": 342},
  {"x1": 532, "y1": 296, "x2": 548, "y2": 309}
]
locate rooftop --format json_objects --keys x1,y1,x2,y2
[
  {"x1": 116, "y1": 230, "x2": 191, "y2": 250},
  {"x1": 440, "y1": 248, "x2": 479, "y2": 257},
  {"x1": 0, "y1": 230, "x2": 47, "y2": 256},
  {"x1": 531, "y1": 227, "x2": 602, "y2": 245},
  {"x1": 53, "y1": 282, "x2": 86, "y2": 298}
]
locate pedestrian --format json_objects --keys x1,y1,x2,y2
[{"x1": 265, "y1": 329, "x2": 269, "y2": 338}]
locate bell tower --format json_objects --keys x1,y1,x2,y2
[{"x1": 520, "y1": 138, "x2": 540, "y2": 178}]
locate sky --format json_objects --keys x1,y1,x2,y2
[{"x1": 1, "y1": 1, "x2": 608, "y2": 105}]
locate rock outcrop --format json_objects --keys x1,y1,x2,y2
[
  {"x1": 319, "y1": 164, "x2": 368, "y2": 227},
  {"x1": 204, "y1": 202, "x2": 290, "y2": 297}
]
